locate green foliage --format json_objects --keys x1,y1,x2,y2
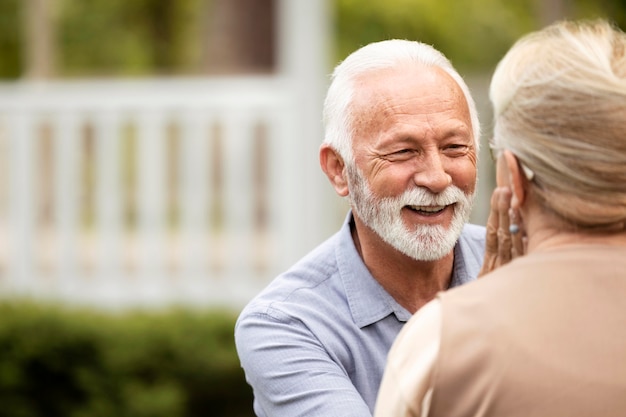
[
  {"x1": 0, "y1": 301, "x2": 253, "y2": 417},
  {"x1": 1, "y1": 0, "x2": 626, "y2": 79},
  {"x1": 0, "y1": 0, "x2": 22, "y2": 78},
  {"x1": 335, "y1": 0, "x2": 537, "y2": 72},
  {"x1": 571, "y1": 0, "x2": 626, "y2": 29},
  {"x1": 333, "y1": 0, "x2": 626, "y2": 72},
  {"x1": 57, "y1": 0, "x2": 205, "y2": 77}
]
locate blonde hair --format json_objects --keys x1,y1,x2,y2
[{"x1": 490, "y1": 19, "x2": 626, "y2": 229}]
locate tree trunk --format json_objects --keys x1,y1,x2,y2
[
  {"x1": 23, "y1": 0, "x2": 56, "y2": 79},
  {"x1": 202, "y1": 0, "x2": 275, "y2": 74},
  {"x1": 535, "y1": 0, "x2": 569, "y2": 26}
]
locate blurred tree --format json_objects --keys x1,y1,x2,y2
[
  {"x1": 0, "y1": 0, "x2": 625, "y2": 80},
  {"x1": 333, "y1": 0, "x2": 626, "y2": 72},
  {"x1": 23, "y1": 0, "x2": 57, "y2": 79},
  {"x1": 203, "y1": 0, "x2": 275, "y2": 74},
  {"x1": 572, "y1": 0, "x2": 626, "y2": 29},
  {"x1": 334, "y1": 0, "x2": 537, "y2": 73},
  {"x1": 57, "y1": 0, "x2": 204, "y2": 77},
  {"x1": 0, "y1": 0, "x2": 21, "y2": 79},
  {"x1": 54, "y1": 0, "x2": 274, "y2": 77},
  {"x1": 535, "y1": 0, "x2": 569, "y2": 25}
]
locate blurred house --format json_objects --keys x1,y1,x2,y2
[{"x1": 0, "y1": 0, "x2": 341, "y2": 311}]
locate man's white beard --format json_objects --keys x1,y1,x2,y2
[{"x1": 346, "y1": 164, "x2": 475, "y2": 261}]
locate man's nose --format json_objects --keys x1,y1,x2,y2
[{"x1": 412, "y1": 153, "x2": 452, "y2": 193}]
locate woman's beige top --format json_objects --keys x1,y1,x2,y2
[{"x1": 375, "y1": 245, "x2": 626, "y2": 417}]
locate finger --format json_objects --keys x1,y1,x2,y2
[
  {"x1": 480, "y1": 187, "x2": 510, "y2": 277},
  {"x1": 478, "y1": 257, "x2": 496, "y2": 277},
  {"x1": 484, "y1": 188, "x2": 505, "y2": 253},
  {"x1": 510, "y1": 209, "x2": 525, "y2": 258},
  {"x1": 496, "y1": 228, "x2": 512, "y2": 265},
  {"x1": 497, "y1": 188, "x2": 512, "y2": 239},
  {"x1": 495, "y1": 188, "x2": 513, "y2": 265},
  {"x1": 480, "y1": 189, "x2": 501, "y2": 277}
]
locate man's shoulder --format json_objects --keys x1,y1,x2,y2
[{"x1": 237, "y1": 231, "x2": 346, "y2": 322}]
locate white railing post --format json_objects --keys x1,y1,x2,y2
[
  {"x1": 276, "y1": 0, "x2": 335, "y2": 264},
  {"x1": 136, "y1": 109, "x2": 167, "y2": 303},
  {"x1": 7, "y1": 110, "x2": 36, "y2": 294},
  {"x1": 264, "y1": 102, "x2": 299, "y2": 273},
  {"x1": 178, "y1": 109, "x2": 211, "y2": 299},
  {"x1": 94, "y1": 110, "x2": 124, "y2": 302},
  {"x1": 221, "y1": 110, "x2": 255, "y2": 300},
  {"x1": 54, "y1": 110, "x2": 81, "y2": 298},
  {"x1": 0, "y1": 77, "x2": 332, "y2": 309}
]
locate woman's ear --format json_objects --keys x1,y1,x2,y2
[
  {"x1": 502, "y1": 150, "x2": 527, "y2": 210},
  {"x1": 319, "y1": 144, "x2": 349, "y2": 197}
]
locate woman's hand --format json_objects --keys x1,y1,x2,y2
[{"x1": 479, "y1": 187, "x2": 525, "y2": 277}]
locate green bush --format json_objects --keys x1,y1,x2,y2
[{"x1": 0, "y1": 301, "x2": 254, "y2": 417}]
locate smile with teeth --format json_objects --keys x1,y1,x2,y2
[{"x1": 407, "y1": 205, "x2": 448, "y2": 214}]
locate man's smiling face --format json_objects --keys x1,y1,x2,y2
[{"x1": 346, "y1": 64, "x2": 477, "y2": 260}]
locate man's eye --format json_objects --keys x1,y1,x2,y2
[
  {"x1": 391, "y1": 149, "x2": 416, "y2": 158},
  {"x1": 381, "y1": 149, "x2": 414, "y2": 162},
  {"x1": 444, "y1": 144, "x2": 468, "y2": 155}
]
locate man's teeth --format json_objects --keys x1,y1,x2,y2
[{"x1": 409, "y1": 205, "x2": 446, "y2": 213}]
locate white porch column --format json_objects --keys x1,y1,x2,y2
[{"x1": 275, "y1": 0, "x2": 337, "y2": 266}]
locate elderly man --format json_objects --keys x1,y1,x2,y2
[{"x1": 234, "y1": 39, "x2": 485, "y2": 417}]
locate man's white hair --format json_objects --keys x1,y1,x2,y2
[{"x1": 322, "y1": 39, "x2": 481, "y2": 164}]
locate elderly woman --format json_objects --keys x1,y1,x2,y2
[{"x1": 374, "y1": 19, "x2": 626, "y2": 417}]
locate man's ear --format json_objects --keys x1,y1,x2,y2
[
  {"x1": 502, "y1": 150, "x2": 527, "y2": 210},
  {"x1": 319, "y1": 144, "x2": 349, "y2": 197}
]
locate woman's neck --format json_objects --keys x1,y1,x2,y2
[{"x1": 524, "y1": 207, "x2": 626, "y2": 253}]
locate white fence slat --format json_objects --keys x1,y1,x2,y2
[
  {"x1": 222, "y1": 111, "x2": 255, "y2": 296},
  {"x1": 0, "y1": 0, "x2": 333, "y2": 310},
  {"x1": 0, "y1": 77, "x2": 336, "y2": 310},
  {"x1": 94, "y1": 111, "x2": 123, "y2": 296},
  {"x1": 178, "y1": 110, "x2": 210, "y2": 280},
  {"x1": 54, "y1": 111, "x2": 82, "y2": 295},
  {"x1": 136, "y1": 110, "x2": 168, "y2": 299},
  {"x1": 265, "y1": 104, "x2": 302, "y2": 273},
  {"x1": 7, "y1": 111, "x2": 36, "y2": 292}
]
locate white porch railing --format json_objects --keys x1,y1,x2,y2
[
  {"x1": 0, "y1": 0, "x2": 340, "y2": 311},
  {"x1": 0, "y1": 0, "x2": 496, "y2": 310},
  {"x1": 0, "y1": 76, "x2": 343, "y2": 310}
]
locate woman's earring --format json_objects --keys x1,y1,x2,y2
[{"x1": 509, "y1": 208, "x2": 520, "y2": 235}]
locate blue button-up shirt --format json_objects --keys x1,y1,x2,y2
[{"x1": 235, "y1": 212, "x2": 485, "y2": 417}]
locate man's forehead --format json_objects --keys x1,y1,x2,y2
[
  {"x1": 349, "y1": 66, "x2": 470, "y2": 132},
  {"x1": 351, "y1": 65, "x2": 464, "y2": 109}
]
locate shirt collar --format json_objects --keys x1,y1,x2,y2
[
  {"x1": 336, "y1": 212, "x2": 411, "y2": 328},
  {"x1": 451, "y1": 225, "x2": 483, "y2": 287},
  {"x1": 336, "y1": 211, "x2": 480, "y2": 328}
]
